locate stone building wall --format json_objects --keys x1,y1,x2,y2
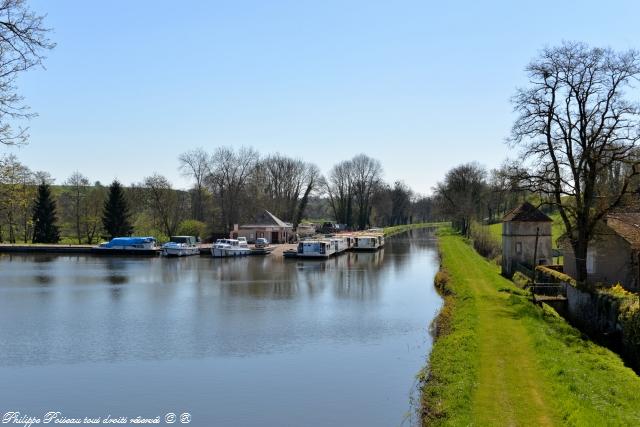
[
  {"x1": 562, "y1": 234, "x2": 638, "y2": 290},
  {"x1": 502, "y1": 221, "x2": 552, "y2": 277}
]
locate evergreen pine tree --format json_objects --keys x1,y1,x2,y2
[
  {"x1": 32, "y1": 182, "x2": 60, "y2": 244},
  {"x1": 102, "y1": 180, "x2": 133, "y2": 239}
]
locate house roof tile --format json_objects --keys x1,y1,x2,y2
[
  {"x1": 605, "y1": 213, "x2": 640, "y2": 247},
  {"x1": 240, "y1": 209, "x2": 292, "y2": 228},
  {"x1": 503, "y1": 202, "x2": 552, "y2": 223}
]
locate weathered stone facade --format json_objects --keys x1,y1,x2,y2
[
  {"x1": 561, "y1": 214, "x2": 640, "y2": 290},
  {"x1": 501, "y1": 203, "x2": 552, "y2": 277}
]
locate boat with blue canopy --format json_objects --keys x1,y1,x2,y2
[{"x1": 92, "y1": 237, "x2": 160, "y2": 256}]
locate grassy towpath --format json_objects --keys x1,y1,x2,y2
[
  {"x1": 422, "y1": 231, "x2": 640, "y2": 426},
  {"x1": 383, "y1": 222, "x2": 448, "y2": 237}
]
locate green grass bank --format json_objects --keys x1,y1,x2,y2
[
  {"x1": 383, "y1": 222, "x2": 448, "y2": 237},
  {"x1": 420, "y1": 229, "x2": 640, "y2": 426}
]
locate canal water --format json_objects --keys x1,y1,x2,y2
[{"x1": 0, "y1": 229, "x2": 441, "y2": 426}]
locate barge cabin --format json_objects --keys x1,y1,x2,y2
[{"x1": 353, "y1": 234, "x2": 384, "y2": 251}]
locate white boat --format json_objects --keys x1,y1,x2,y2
[
  {"x1": 296, "y1": 240, "x2": 337, "y2": 258},
  {"x1": 353, "y1": 234, "x2": 385, "y2": 251},
  {"x1": 162, "y1": 236, "x2": 199, "y2": 257},
  {"x1": 92, "y1": 236, "x2": 160, "y2": 256},
  {"x1": 211, "y1": 239, "x2": 251, "y2": 258},
  {"x1": 328, "y1": 236, "x2": 350, "y2": 254}
]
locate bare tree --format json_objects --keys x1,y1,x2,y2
[
  {"x1": 509, "y1": 42, "x2": 640, "y2": 283},
  {"x1": 258, "y1": 153, "x2": 322, "y2": 226},
  {"x1": 143, "y1": 174, "x2": 185, "y2": 237},
  {"x1": 411, "y1": 195, "x2": 437, "y2": 223},
  {"x1": 434, "y1": 163, "x2": 487, "y2": 237},
  {"x1": 83, "y1": 183, "x2": 105, "y2": 244},
  {"x1": 178, "y1": 148, "x2": 210, "y2": 221},
  {"x1": 206, "y1": 146, "x2": 259, "y2": 231},
  {"x1": 293, "y1": 163, "x2": 321, "y2": 228},
  {"x1": 0, "y1": 0, "x2": 54, "y2": 145},
  {"x1": 370, "y1": 182, "x2": 392, "y2": 226},
  {"x1": 260, "y1": 153, "x2": 305, "y2": 221},
  {"x1": 390, "y1": 180, "x2": 413, "y2": 225},
  {"x1": 0, "y1": 154, "x2": 32, "y2": 242},
  {"x1": 325, "y1": 160, "x2": 354, "y2": 227},
  {"x1": 64, "y1": 171, "x2": 90, "y2": 244},
  {"x1": 0, "y1": 154, "x2": 37, "y2": 242},
  {"x1": 351, "y1": 154, "x2": 383, "y2": 229}
]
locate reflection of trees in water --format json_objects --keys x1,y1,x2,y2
[
  {"x1": 104, "y1": 257, "x2": 129, "y2": 285},
  {"x1": 384, "y1": 228, "x2": 438, "y2": 270},
  {"x1": 223, "y1": 280, "x2": 300, "y2": 299},
  {"x1": 215, "y1": 257, "x2": 301, "y2": 300},
  {"x1": 158, "y1": 256, "x2": 203, "y2": 285},
  {"x1": 103, "y1": 258, "x2": 129, "y2": 292},
  {"x1": 34, "y1": 274, "x2": 53, "y2": 285},
  {"x1": 30, "y1": 255, "x2": 57, "y2": 286},
  {"x1": 212, "y1": 250, "x2": 397, "y2": 301},
  {"x1": 349, "y1": 250, "x2": 385, "y2": 268},
  {"x1": 333, "y1": 251, "x2": 385, "y2": 300}
]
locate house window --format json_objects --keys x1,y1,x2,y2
[
  {"x1": 515, "y1": 242, "x2": 522, "y2": 254},
  {"x1": 587, "y1": 249, "x2": 596, "y2": 274}
]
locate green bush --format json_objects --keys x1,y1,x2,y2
[
  {"x1": 177, "y1": 219, "x2": 207, "y2": 239},
  {"x1": 595, "y1": 285, "x2": 640, "y2": 370},
  {"x1": 535, "y1": 265, "x2": 576, "y2": 286},
  {"x1": 620, "y1": 299, "x2": 640, "y2": 343},
  {"x1": 512, "y1": 271, "x2": 532, "y2": 288}
]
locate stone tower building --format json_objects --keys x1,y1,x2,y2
[{"x1": 501, "y1": 202, "x2": 552, "y2": 277}]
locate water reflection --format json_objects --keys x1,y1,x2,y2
[{"x1": 0, "y1": 229, "x2": 441, "y2": 427}]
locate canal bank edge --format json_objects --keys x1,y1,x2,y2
[
  {"x1": 382, "y1": 222, "x2": 449, "y2": 238},
  {"x1": 419, "y1": 228, "x2": 640, "y2": 426}
]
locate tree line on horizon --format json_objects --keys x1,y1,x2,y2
[
  {"x1": 0, "y1": 150, "x2": 438, "y2": 244},
  {"x1": 0, "y1": 3, "x2": 632, "y2": 287}
]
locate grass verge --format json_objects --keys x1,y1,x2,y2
[
  {"x1": 383, "y1": 222, "x2": 449, "y2": 237},
  {"x1": 420, "y1": 228, "x2": 640, "y2": 426}
]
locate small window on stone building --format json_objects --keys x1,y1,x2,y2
[{"x1": 516, "y1": 242, "x2": 522, "y2": 254}]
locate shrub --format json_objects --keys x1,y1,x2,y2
[
  {"x1": 177, "y1": 219, "x2": 207, "y2": 239},
  {"x1": 470, "y1": 223, "x2": 501, "y2": 259},
  {"x1": 535, "y1": 265, "x2": 577, "y2": 286},
  {"x1": 431, "y1": 268, "x2": 454, "y2": 340},
  {"x1": 434, "y1": 269, "x2": 451, "y2": 295},
  {"x1": 512, "y1": 271, "x2": 532, "y2": 288}
]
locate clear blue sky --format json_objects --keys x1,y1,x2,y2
[{"x1": 4, "y1": 0, "x2": 640, "y2": 194}]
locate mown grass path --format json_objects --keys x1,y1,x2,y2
[
  {"x1": 422, "y1": 232, "x2": 640, "y2": 426},
  {"x1": 443, "y1": 236, "x2": 557, "y2": 426}
]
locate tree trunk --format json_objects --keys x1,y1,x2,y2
[{"x1": 573, "y1": 237, "x2": 589, "y2": 284}]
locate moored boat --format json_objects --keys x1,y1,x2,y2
[
  {"x1": 162, "y1": 236, "x2": 199, "y2": 257},
  {"x1": 211, "y1": 239, "x2": 251, "y2": 258},
  {"x1": 352, "y1": 234, "x2": 385, "y2": 251},
  {"x1": 296, "y1": 239, "x2": 337, "y2": 258},
  {"x1": 92, "y1": 237, "x2": 160, "y2": 256},
  {"x1": 328, "y1": 236, "x2": 350, "y2": 254}
]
